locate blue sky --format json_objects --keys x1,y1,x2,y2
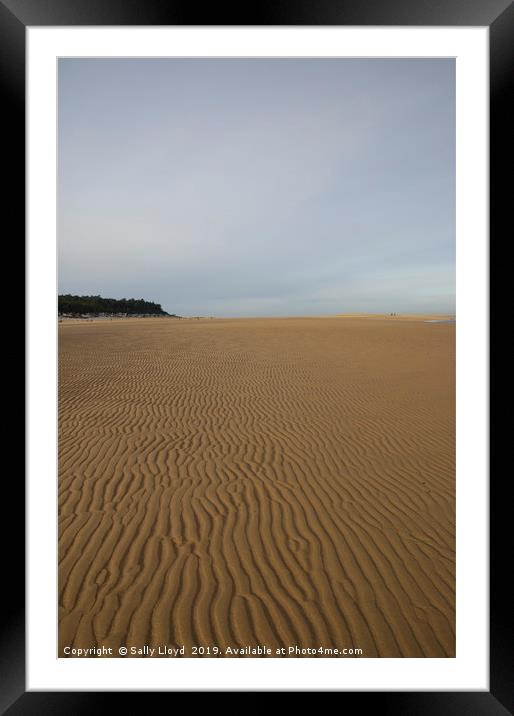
[{"x1": 58, "y1": 58, "x2": 455, "y2": 316}]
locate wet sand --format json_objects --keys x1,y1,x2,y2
[{"x1": 58, "y1": 316, "x2": 455, "y2": 657}]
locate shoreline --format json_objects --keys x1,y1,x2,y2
[{"x1": 58, "y1": 313, "x2": 456, "y2": 326}]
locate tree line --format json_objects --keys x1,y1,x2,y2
[{"x1": 58, "y1": 294, "x2": 171, "y2": 316}]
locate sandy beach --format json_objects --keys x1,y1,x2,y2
[{"x1": 58, "y1": 315, "x2": 455, "y2": 658}]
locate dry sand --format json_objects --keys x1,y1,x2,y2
[{"x1": 59, "y1": 316, "x2": 455, "y2": 657}]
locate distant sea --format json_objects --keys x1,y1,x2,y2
[{"x1": 424, "y1": 319, "x2": 456, "y2": 324}]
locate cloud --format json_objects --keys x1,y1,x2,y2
[{"x1": 59, "y1": 58, "x2": 455, "y2": 316}]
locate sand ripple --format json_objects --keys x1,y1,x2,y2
[{"x1": 59, "y1": 317, "x2": 455, "y2": 657}]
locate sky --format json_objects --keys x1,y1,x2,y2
[{"x1": 58, "y1": 58, "x2": 455, "y2": 316}]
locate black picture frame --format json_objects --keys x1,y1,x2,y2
[{"x1": 4, "y1": 0, "x2": 511, "y2": 711}]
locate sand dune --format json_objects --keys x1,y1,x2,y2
[{"x1": 58, "y1": 316, "x2": 455, "y2": 657}]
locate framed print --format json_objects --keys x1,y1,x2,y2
[{"x1": 2, "y1": 0, "x2": 511, "y2": 710}]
